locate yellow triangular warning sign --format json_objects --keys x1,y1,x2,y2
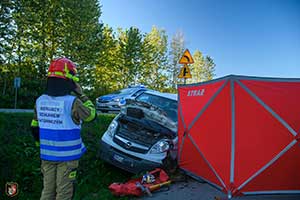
[
  {"x1": 179, "y1": 49, "x2": 194, "y2": 64},
  {"x1": 178, "y1": 64, "x2": 192, "y2": 78}
]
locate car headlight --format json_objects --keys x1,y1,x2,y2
[
  {"x1": 113, "y1": 98, "x2": 120, "y2": 102},
  {"x1": 107, "y1": 120, "x2": 118, "y2": 138},
  {"x1": 149, "y1": 140, "x2": 170, "y2": 154}
]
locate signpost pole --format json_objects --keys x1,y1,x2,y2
[
  {"x1": 14, "y1": 87, "x2": 17, "y2": 109},
  {"x1": 14, "y1": 77, "x2": 21, "y2": 109}
]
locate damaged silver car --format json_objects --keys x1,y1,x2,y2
[{"x1": 98, "y1": 90, "x2": 178, "y2": 174}]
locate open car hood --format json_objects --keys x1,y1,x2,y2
[{"x1": 120, "y1": 99, "x2": 177, "y2": 133}]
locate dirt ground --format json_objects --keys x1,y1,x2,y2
[{"x1": 139, "y1": 176, "x2": 300, "y2": 200}]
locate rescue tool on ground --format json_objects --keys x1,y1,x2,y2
[{"x1": 109, "y1": 168, "x2": 171, "y2": 197}]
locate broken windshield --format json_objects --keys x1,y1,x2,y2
[{"x1": 135, "y1": 93, "x2": 178, "y2": 122}]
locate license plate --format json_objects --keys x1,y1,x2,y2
[
  {"x1": 99, "y1": 103, "x2": 106, "y2": 106},
  {"x1": 113, "y1": 154, "x2": 124, "y2": 163}
]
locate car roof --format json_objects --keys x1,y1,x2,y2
[
  {"x1": 143, "y1": 90, "x2": 177, "y2": 101},
  {"x1": 128, "y1": 84, "x2": 146, "y2": 88}
]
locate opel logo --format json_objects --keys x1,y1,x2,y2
[{"x1": 126, "y1": 142, "x2": 132, "y2": 149}]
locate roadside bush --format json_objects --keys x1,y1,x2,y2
[{"x1": 0, "y1": 113, "x2": 131, "y2": 200}]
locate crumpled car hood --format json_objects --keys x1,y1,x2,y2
[{"x1": 121, "y1": 99, "x2": 177, "y2": 133}]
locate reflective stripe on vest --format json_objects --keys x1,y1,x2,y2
[{"x1": 36, "y1": 95, "x2": 85, "y2": 161}]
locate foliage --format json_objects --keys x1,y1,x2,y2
[
  {"x1": 141, "y1": 26, "x2": 169, "y2": 91},
  {"x1": 0, "y1": 0, "x2": 14, "y2": 66},
  {"x1": 187, "y1": 50, "x2": 216, "y2": 84},
  {"x1": 169, "y1": 30, "x2": 186, "y2": 91},
  {"x1": 116, "y1": 27, "x2": 143, "y2": 88},
  {"x1": 94, "y1": 25, "x2": 120, "y2": 95},
  {"x1": 203, "y1": 56, "x2": 216, "y2": 81},
  {"x1": 0, "y1": 113, "x2": 132, "y2": 200},
  {"x1": 0, "y1": 0, "x2": 103, "y2": 108},
  {"x1": 0, "y1": 0, "x2": 217, "y2": 109},
  {"x1": 0, "y1": 112, "x2": 43, "y2": 200}
]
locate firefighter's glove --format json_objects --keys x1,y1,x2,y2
[
  {"x1": 31, "y1": 119, "x2": 40, "y2": 145},
  {"x1": 73, "y1": 82, "x2": 83, "y2": 96}
]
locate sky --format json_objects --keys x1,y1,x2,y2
[{"x1": 100, "y1": 0, "x2": 300, "y2": 78}]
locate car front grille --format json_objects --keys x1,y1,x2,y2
[
  {"x1": 98, "y1": 100, "x2": 109, "y2": 103},
  {"x1": 113, "y1": 136, "x2": 148, "y2": 154},
  {"x1": 99, "y1": 106, "x2": 109, "y2": 109}
]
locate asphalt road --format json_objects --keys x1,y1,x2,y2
[{"x1": 140, "y1": 177, "x2": 300, "y2": 200}]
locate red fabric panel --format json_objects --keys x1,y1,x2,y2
[
  {"x1": 189, "y1": 82, "x2": 231, "y2": 188},
  {"x1": 178, "y1": 105, "x2": 185, "y2": 141},
  {"x1": 179, "y1": 136, "x2": 223, "y2": 188},
  {"x1": 241, "y1": 144, "x2": 300, "y2": 192},
  {"x1": 234, "y1": 83, "x2": 294, "y2": 188},
  {"x1": 177, "y1": 107, "x2": 185, "y2": 160},
  {"x1": 178, "y1": 80, "x2": 226, "y2": 128},
  {"x1": 241, "y1": 80, "x2": 300, "y2": 133}
]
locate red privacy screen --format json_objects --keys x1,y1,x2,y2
[{"x1": 178, "y1": 75, "x2": 300, "y2": 198}]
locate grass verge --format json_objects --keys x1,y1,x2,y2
[{"x1": 0, "y1": 113, "x2": 132, "y2": 200}]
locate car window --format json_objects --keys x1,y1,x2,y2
[
  {"x1": 132, "y1": 89, "x2": 146, "y2": 97},
  {"x1": 136, "y1": 93, "x2": 178, "y2": 122}
]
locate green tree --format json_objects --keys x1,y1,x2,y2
[
  {"x1": 0, "y1": 0, "x2": 46, "y2": 108},
  {"x1": 12, "y1": 0, "x2": 103, "y2": 87},
  {"x1": 188, "y1": 50, "x2": 205, "y2": 83},
  {"x1": 141, "y1": 26, "x2": 168, "y2": 90},
  {"x1": 0, "y1": 0, "x2": 15, "y2": 97},
  {"x1": 94, "y1": 25, "x2": 120, "y2": 96},
  {"x1": 117, "y1": 27, "x2": 143, "y2": 87},
  {"x1": 0, "y1": 0, "x2": 103, "y2": 108},
  {"x1": 0, "y1": 0, "x2": 216, "y2": 107},
  {"x1": 169, "y1": 30, "x2": 185, "y2": 91},
  {"x1": 60, "y1": 0, "x2": 103, "y2": 90},
  {"x1": 203, "y1": 56, "x2": 216, "y2": 81},
  {"x1": 188, "y1": 50, "x2": 216, "y2": 84},
  {"x1": 0, "y1": 0, "x2": 15, "y2": 65}
]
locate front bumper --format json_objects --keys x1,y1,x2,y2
[
  {"x1": 98, "y1": 140, "x2": 161, "y2": 174},
  {"x1": 96, "y1": 102, "x2": 121, "y2": 111}
]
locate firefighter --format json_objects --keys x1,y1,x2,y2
[{"x1": 31, "y1": 58, "x2": 96, "y2": 200}]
